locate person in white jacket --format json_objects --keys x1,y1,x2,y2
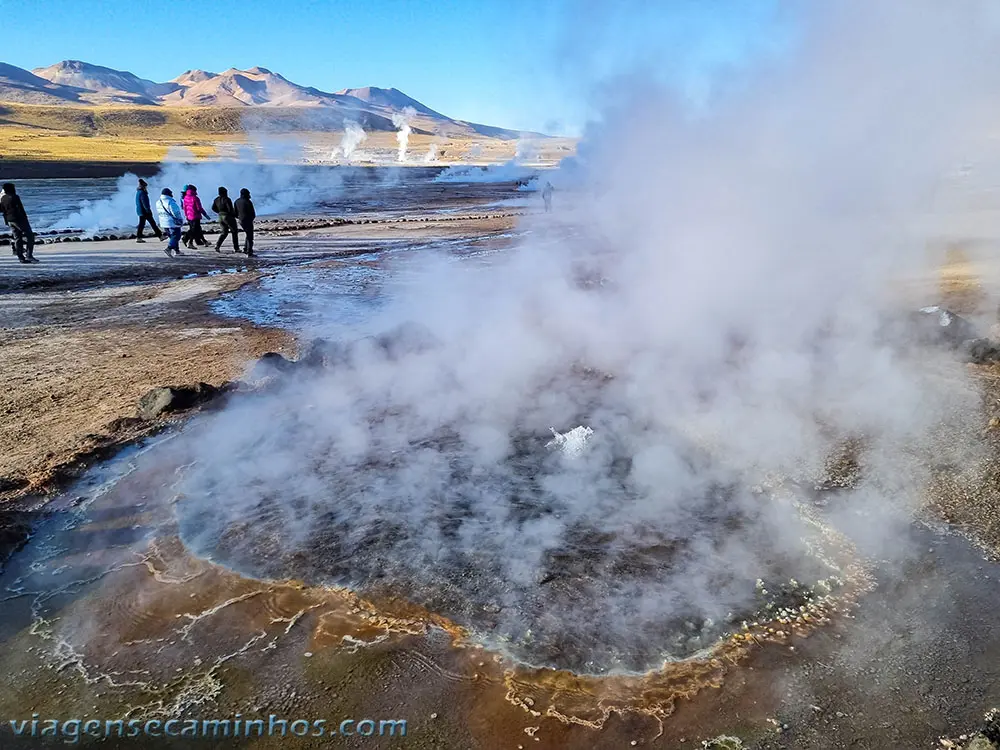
[{"x1": 155, "y1": 188, "x2": 185, "y2": 257}]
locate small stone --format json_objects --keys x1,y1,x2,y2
[{"x1": 430, "y1": 713, "x2": 438, "y2": 719}]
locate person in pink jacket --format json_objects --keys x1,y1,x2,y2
[{"x1": 181, "y1": 185, "x2": 211, "y2": 248}]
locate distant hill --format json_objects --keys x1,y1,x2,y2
[
  {"x1": 0, "y1": 62, "x2": 83, "y2": 105},
  {"x1": 171, "y1": 70, "x2": 217, "y2": 87},
  {"x1": 160, "y1": 66, "x2": 342, "y2": 108},
  {"x1": 336, "y1": 86, "x2": 447, "y2": 119},
  {"x1": 32, "y1": 60, "x2": 177, "y2": 104},
  {"x1": 0, "y1": 60, "x2": 531, "y2": 140}
]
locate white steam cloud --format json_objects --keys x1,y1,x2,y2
[
  {"x1": 392, "y1": 106, "x2": 416, "y2": 163},
  {"x1": 171, "y1": 1, "x2": 999, "y2": 671},
  {"x1": 53, "y1": 144, "x2": 346, "y2": 233},
  {"x1": 337, "y1": 121, "x2": 367, "y2": 162},
  {"x1": 435, "y1": 137, "x2": 540, "y2": 183},
  {"x1": 423, "y1": 142, "x2": 439, "y2": 164}
]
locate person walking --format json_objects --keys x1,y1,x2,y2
[
  {"x1": 182, "y1": 185, "x2": 210, "y2": 248},
  {"x1": 155, "y1": 188, "x2": 185, "y2": 257},
  {"x1": 179, "y1": 184, "x2": 191, "y2": 246},
  {"x1": 1, "y1": 183, "x2": 37, "y2": 263},
  {"x1": 211, "y1": 186, "x2": 239, "y2": 253},
  {"x1": 234, "y1": 187, "x2": 256, "y2": 256},
  {"x1": 542, "y1": 181, "x2": 554, "y2": 213},
  {"x1": 134, "y1": 178, "x2": 163, "y2": 242}
]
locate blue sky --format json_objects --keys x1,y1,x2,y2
[{"x1": 1, "y1": 0, "x2": 788, "y2": 135}]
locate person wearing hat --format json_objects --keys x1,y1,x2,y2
[
  {"x1": 182, "y1": 185, "x2": 210, "y2": 249},
  {"x1": 234, "y1": 187, "x2": 256, "y2": 256},
  {"x1": 135, "y1": 178, "x2": 163, "y2": 242},
  {"x1": 211, "y1": 186, "x2": 239, "y2": 253}
]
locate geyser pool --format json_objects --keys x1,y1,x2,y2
[{"x1": 172, "y1": 352, "x2": 852, "y2": 675}]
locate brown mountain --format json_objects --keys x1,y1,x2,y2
[
  {"x1": 5, "y1": 60, "x2": 529, "y2": 139},
  {"x1": 336, "y1": 86, "x2": 447, "y2": 118},
  {"x1": 160, "y1": 66, "x2": 343, "y2": 108},
  {"x1": 0, "y1": 62, "x2": 83, "y2": 105},
  {"x1": 31, "y1": 60, "x2": 178, "y2": 105}
]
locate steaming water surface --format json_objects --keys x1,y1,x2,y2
[
  {"x1": 211, "y1": 229, "x2": 527, "y2": 333},
  {"x1": 7, "y1": 399, "x2": 1000, "y2": 746},
  {"x1": 187, "y1": 239, "x2": 859, "y2": 674}
]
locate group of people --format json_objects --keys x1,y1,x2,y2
[
  {"x1": 2, "y1": 179, "x2": 258, "y2": 264},
  {"x1": 137, "y1": 180, "x2": 256, "y2": 257}
]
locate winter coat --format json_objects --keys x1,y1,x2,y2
[
  {"x1": 156, "y1": 194, "x2": 184, "y2": 229},
  {"x1": 234, "y1": 191, "x2": 256, "y2": 227},
  {"x1": 0, "y1": 193, "x2": 29, "y2": 226},
  {"x1": 212, "y1": 195, "x2": 235, "y2": 221},
  {"x1": 182, "y1": 191, "x2": 208, "y2": 221},
  {"x1": 135, "y1": 188, "x2": 152, "y2": 216}
]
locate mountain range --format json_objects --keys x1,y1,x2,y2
[{"x1": 0, "y1": 60, "x2": 525, "y2": 139}]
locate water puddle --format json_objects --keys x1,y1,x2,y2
[{"x1": 210, "y1": 231, "x2": 523, "y2": 331}]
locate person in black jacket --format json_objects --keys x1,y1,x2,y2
[
  {"x1": 211, "y1": 186, "x2": 239, "y2": 253},
  {"x1": 135, "y1": 178, "x2": 162, "y2": 242},
  {"x1": 1, "y1": 183, "x2": 37, "y2": 263},
  {"x1": 234, "y1": 188, "x2": 256, "y2": 256}
]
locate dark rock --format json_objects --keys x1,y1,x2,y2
[
  {"x1": 981, "y1": 710, "x2": 1000, "y2": 744},
  {"x1": 103, "y1": 416, "x2": 146, "y2": 433},
  {"x1": 0, "y1": 476, "x2": 29, "y2": 493},
  {"x1": 137, "y1": 382, "x2": 219, "y2": 420},
  {"x1": 257, "y1": 352, "x2": 297, "y2": 372},
  {"x1": 0, "y1": 510, "x2": 33, "y2": 567},
  {"x1": 910, "y1": 306, "x2": 980, "y2": 347},
  {"x1": 963, "y1": 337, "x2": 1000, "y2": 364}
]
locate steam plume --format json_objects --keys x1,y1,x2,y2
[
  {"x1": 392, "y1": 106, "x2": 416, "y2": 163},
  {"x1": 52, "y1": 143, "x2": 346, "y2": 233},
  {"x1": 338, "y1": 121, "x2": 367, "y2": 161}
]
